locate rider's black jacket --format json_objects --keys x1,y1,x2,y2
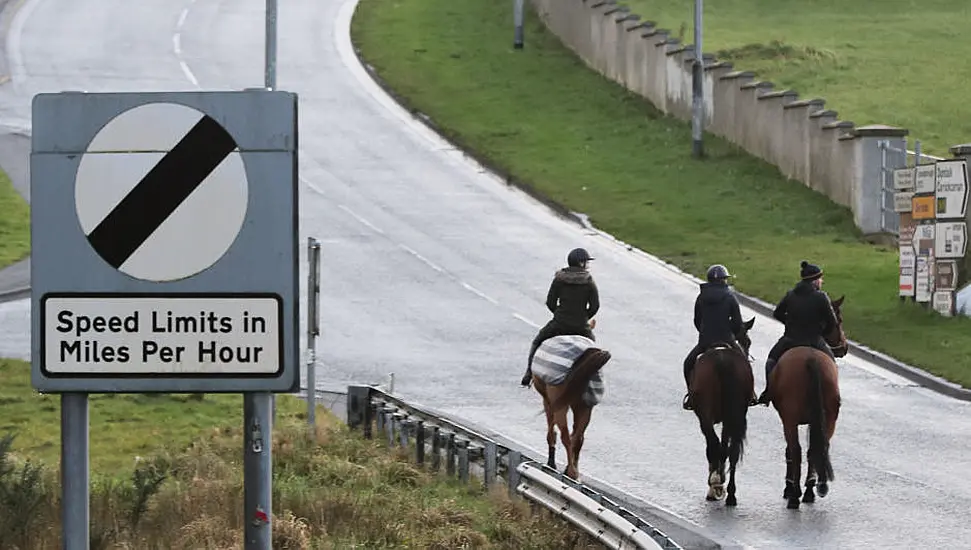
[
  {"x1": 545, "y1": 266, "x2": 599, "y2": 329},
  {"x1": 694, "y1": 282, "x2": 743, "y2": 347},
  {"x1": 772, "y1": 280, "x2": 839, "y2": 345}
]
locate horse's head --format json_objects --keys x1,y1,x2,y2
[
  {"x1": 826, "y1": 295, "x2": 848, "y2": 358},
  {"x1": 737, "y1": 317, "x2": 756, "y2": 357}
]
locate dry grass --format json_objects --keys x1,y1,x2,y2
[{"x1": 0, "y1": 405, "x2": 605, "y2": 549}]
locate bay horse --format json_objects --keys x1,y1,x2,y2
[
  {"x1": 768, "y1": 295, "x2": 847, "y2": 510},
  {"x1": 688, "y1": 316, "x2": 756, "y2": 507},
  {"x1": 531, "y1": 320, "x2": 611, "y2": 480}
]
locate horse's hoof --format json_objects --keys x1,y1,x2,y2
[
  {"x1": 802, "y1": 489, "x2": 815, "y2": 504},
  {"x1": 818, "y1": 482, "x2": 829, "y2": 498},
  {"x1": 725, "y1": 494, "x2": 737, "y2": 507},
  {"x1": 706, "y1": 494, "x2": 717, "y2": 501},
  {"x1": 787, "y1": 498, "x2": 800, "y2": 510}
]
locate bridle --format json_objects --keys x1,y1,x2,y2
[{"x1": 826, "y1": 308, "x2": 848, "y2": 358}]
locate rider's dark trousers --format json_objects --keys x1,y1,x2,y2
[{"x1": 683, "y1": 343, "x2": 706, "y2": 389}]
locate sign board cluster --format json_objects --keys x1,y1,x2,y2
[
  {"x1": 893, "y1": 158, "x2": 968, "y2": 317},
  {"x1": 30, "y1": 90, "x2": 299, "y2": 393}
]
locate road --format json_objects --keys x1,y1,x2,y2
[{"x1": 0, "y1": 0, "x2": 969, "y2": 547}]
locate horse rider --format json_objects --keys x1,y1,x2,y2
[
  {"x1": 520, "y1": 247, "x2": 600, "y2": 387},
  {"x1": 682, "y1": 264, "x2": 754, "y2": 411},
  {"x1": 755, "y1": 260, "x2": 840, "y2": 405}
]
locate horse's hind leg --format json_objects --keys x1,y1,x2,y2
[
  {"x1": 723, "y1": 423, "x2": 740, "y2": 507},
  {"x1": 784, "y1": 423, "x2": 802, "y2": 509},
  {"x1": 700, "y1": 420, "x2": 724, "y2": 501},
  {"x1": 802, "y1": 456, "x2": 817, "y2": 504},
  {"x1": 541, "y1": 393, "x2": 556, "y2": 469},
  {"x1": 570, "y1": 403, "x2": 592, "y2": 478},
  {"x1": 554, "y1": 408, "x2": 576, "y2": 479},
  {"x1": 818, "y1": 395, "x2": 840, "y2": 499}
]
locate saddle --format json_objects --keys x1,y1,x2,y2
[{"x1": 699, "y1": 341, "x2": 743, "y2": 359}]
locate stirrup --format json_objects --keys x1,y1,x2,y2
[{"x1": 682, "y1": 393, "x2": 694, "y2": 410}]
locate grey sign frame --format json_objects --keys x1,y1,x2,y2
[{"x1": 30, "y1": 90, "x2": 299, "y2": 393}]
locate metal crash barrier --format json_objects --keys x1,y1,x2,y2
[
  {"x1": 516, "y1": 461, "x2": 665, "y2": 550},
  {"x1": 344, "y1": 384, "x2": 683, "y2": 550}
]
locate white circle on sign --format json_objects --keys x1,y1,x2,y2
[{"x1": 74, "y1": 102, "x2": 248, "y2": 282}]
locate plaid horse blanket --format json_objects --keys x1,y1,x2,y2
[{"x1": 532, "y1": 335, "x2": 606, "y2": 407}]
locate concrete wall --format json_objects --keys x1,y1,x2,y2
[{"x1": 529, "y1": 0, "x2": 910, "y2": 235}]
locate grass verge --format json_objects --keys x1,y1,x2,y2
[
  {"x1": 0, "y1": 168, "x2": 29, "y2": 270},
  {"x1": 624, "y1": 0, "x2": 971, "y2": 157},
  {"x1": 0, "y1": 357, "x2": 601, "y2": 548},
  {"x1": 350, "y1": 0, "x2": 971, "y2": 388}
]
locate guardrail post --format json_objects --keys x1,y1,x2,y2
[
  {"x1": 374, "y1": 405, "x2": 384, "y2": 435},
  {"x1": 431, "y1": 427, "x2": 442, "y2": 471},
  {"x1": 415, "y1": 420, "x2": 425, "y2": 465},
  {"x1": 346, "y1": 385, "x2": 371, "y2": 434},
  {"x1": 399, "y1": 418, "x2": 410, "y2": 448},
  {"x1": 484, "y1": 440, "x2": 497, "y2": 487},
  {"x1": 445, "y1": 432, "x2": 456, "y2": 476},
  {"x1": 384, "y1": 410, "x2": 395, "y2": 448},
  {"x1": 507, "y1": 451, "x2": 522, "y2": 499},
  {"x1": 457, "y1": 439, "x2": 470, "y2": 483},
  {"x1": 391, "y1": 413, "x2": 404, "y2": 448}
]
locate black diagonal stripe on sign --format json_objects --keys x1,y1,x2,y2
[{"x1": 86, "y1": 115, "x2": 237, "y2": 269}]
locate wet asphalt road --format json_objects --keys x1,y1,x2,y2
[{"x1": 0, "y1": 0, "x2": 969, "y2": 547}]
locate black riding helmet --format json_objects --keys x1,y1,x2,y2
[
  {"x1": 567, "y1": 247, "x2": 594, "y2": 267},
  {"x1": 706, "y1": 264, "x2": 732, "y2": 282}
]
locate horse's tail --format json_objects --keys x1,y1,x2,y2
[
  {"x1": 806, "y1": 356, "x2": 835, "y2": 483},
  {"x1": 549, "y1": 349, "x2": 611, "y2": 412},
  {"x1": 714, "y1": 350, "x2": 747, "y2": 463}
]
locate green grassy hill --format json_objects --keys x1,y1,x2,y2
[
  {"x1": 351, "y1": 0, "x2": 971, "y2": 387},
  {"x1": 625, "y1": 0, "x2": 971, "y2": 156}
]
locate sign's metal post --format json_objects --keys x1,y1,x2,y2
[
  {"x1": 60, "y1": 393, "x2": 89, "y2": 550},
  {"x1": 243, "y1": 1, "x2": 281, "y2": 547},
  {"x1": 243, "y1": 395, "x2": 272, "y2": 549},
  {"x1": 513, "y1": 0, "x2": 525, "y2": 49},
  {"x1": 306, "y1": 237, "x2": 321, "y2": 429}
]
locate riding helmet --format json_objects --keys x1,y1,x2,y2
[
  {"x1": 706, "y1": 264, "x2": 732, "y2": 282},
  {"x1": 567, "y1": 247, "x2": 594, "y2": 267}
]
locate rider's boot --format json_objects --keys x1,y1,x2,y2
[{"x1": 756, "y1": 357, "x2": 777, "y2": 406}]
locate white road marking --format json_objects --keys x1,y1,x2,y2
[
  {"x1": 513, "y1": 313, "x2": 541, "y2": 328},
  {"x1": 172, "y1": 0, "x2": 200, "y2": 89},
  {"x1": 461, "y1": 282, "x2": 498, "y2": 304},
  {"x1": 178, "y1": 60, "x2": 198, "y2": 87},
  {"x1": 397, "y1": 243, "x2": 443, "y2": 273},
  {"x1": 338, "y1": 204, "x2": 385, "y2": 235}
]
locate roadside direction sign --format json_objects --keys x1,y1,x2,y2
[
  {"x1": 30, "y1": 91, "x2": 299, "y2": 393},
  {"x1": 915, "y1": 164, "x2": 936, "y2": 194},
  {"x1": 894, "y1": 191, "x2": 914, "y2": 212},
  {"x1": 934, "y1": 159, "x2": 969, "y2": 219},
  {"x1": 893, "y1": 167, "x2": 915, "y2": 190},
  {"x1": 934, "y1": 221, "x2": 968, "y2": 259}
]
